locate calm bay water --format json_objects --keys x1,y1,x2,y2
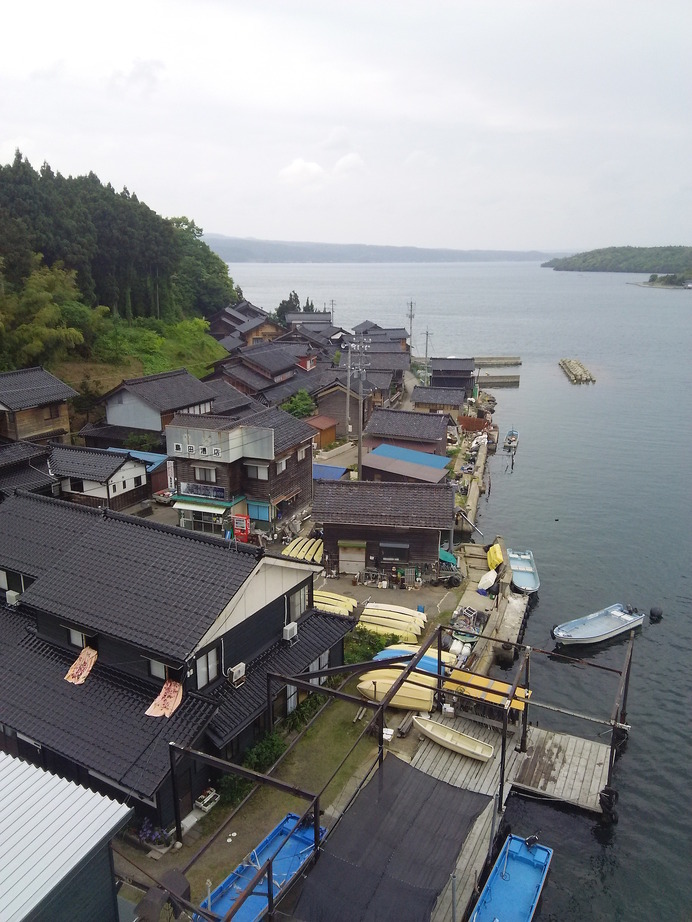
[{"x1": 232, "y1": 261, "x2": 692, "y2": 920}]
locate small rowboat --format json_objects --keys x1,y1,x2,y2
[
  {"x1": 384, "y1": 643, "x2": 456, "y2": 665},
  {"x1": 357, "y1": 677, "x2": 434, "y2": 711},
  {"x1": 470, "y1": 833, "x2": 553, "y2": 922},
  {"x1": 359, "y1": 612, "x2": 422, "y2": 636},
  {"x1": 551, "y1": 602, "x2": 644, "y2": 646},
  {"x1": 412, "y1": 716, "x2": 494, "y2": 762},
  {"x1": 359, "y1": 667, "x2": 441, "y2": 689},
  {"x1": 313, "y1": 590, "x2": 357, "y2": 611},
  {"x1": 363, "y1": 602, "x2": 427, "y2": 622},
  {"x1": 313, "y1": 599, "x2": 351, "y2": 616},
  {"x1": 373, "y1": 649, "x2": 449, "y2": 676},
  {"x1": 507, "y1": 548, "x2": 540, "y2": 594},
  {"x1": 503, "y1": 428, "x2": 519, "y2": 452},
  {"x1": 362, "y1": 605, "x2": 425, "y2": 628},
  {"x1": 355, "y1": 622, "x2": 419, "y2": 643}
]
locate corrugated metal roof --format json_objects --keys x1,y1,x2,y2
[
  {"x1": 370, "y1": 443, "x2": 451, "y2": 469},
  {"x1": 0, "y1": 751, "x2": 132, "y2": 922}
]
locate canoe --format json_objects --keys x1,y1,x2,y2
[
  {"x1": 551, "y1": 602, "x2": 644, "y2": 646},
  {"x1": 281, "y1": 536, "x2": 305, "y2": 557},
  {"x1": 359, "y1": 612, "x2": 422, "y2": 636},
  {"x1": 313, "y1": 543, "x2": 324, "y2": 563},
  {"x1": 507, "y1": 548, "x2": 540, "y2": 594},
  {"x1": 362, "y1": 605, "x2": 426, "y2": 628},
  {"x1": 304, "y1": 539, "x2": 323, "y2": 562},
  {"x1": 296, "y1": 538, "x2": 317, "y2": 560},
  {"x1": 373, "y1": 649, "x2": 449, "y2": 676},
  {"x1": 384, "y1": 643, "x2": 457, "y2": 665},
  {"x1": 357, "y1": 677, "x2": 434, "y2": 711},
  {"x1": 193, "y1": 812, "x2": 326, "y2": 922},
  {"x1": 363, "y1": 602, "x2": 427, "y2": 622},
  {"x1": 470, "y1": 833, "x2": 553, "y2": 922},
  {"x1": 355, "y1": 622, "x2": 419, "y2": 643},
  {"x1": 313, "y1": 599, "x2": 351, "y2": 616},
  {"x1": 314, "y1": 590, "x2": 358, "y2": 611},
  {"x1": 359, "y1": 667, "x2": 441, "y2": 689},
  {"x1": 412, "y1": 715, "x2": 494, "y2": 762}
]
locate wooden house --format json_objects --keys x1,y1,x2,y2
[
  {"x1": 0, "y1": 491, "x2": 354, "y2": 829},
  {"x1": 0, "y1": 367, "x2": 78, "y2": 445},
  {"x1": 363, "y1": 408, "x2": 450, "y2": 456},
  {"x1": 429, "y1": 357, "x2": 476, "y2": 394},
  {"x1": 208, "y1": 300, "x2": 284, "y2": 347},
  {"x1": 410, "y1": 385, "x2": 467, "y2": 423},
  {"x1": 48, "y1": 444, "x2": 150, "y2": 512},
  {"x1": 312, "y1": 480, "x2": 455, "y2": 575},
  {"x1": 306, "y1": 415, "x2": 338, "y2": 450},
  {"x1": 0, "y1": 439, "x2": 57, "y2": 497}
]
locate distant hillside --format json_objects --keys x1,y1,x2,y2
[
  {"x1": 542, "y1": 246, "x2": 692, "y2": 274},
  {"x1": 205, "y1": 234, "x2": 561, "y2": 264}
]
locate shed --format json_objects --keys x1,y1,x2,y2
[{"x1": 307, "y1": 414, "x2": 338, "y2": 449}]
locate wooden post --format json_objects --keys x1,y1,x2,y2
[
  {"x1": 168, "y1": 742, "x2": 183, "y2": 844},
  {"x1": 521, "y1": 647, "x2": 531, "y2": 752},
  {"x1": 499, "y1": 709, "x2": 508, "y2": 809}
]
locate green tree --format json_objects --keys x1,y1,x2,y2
[
  {"x1": 281, "y1": 388, "x2": 316, "y2": 419},
  {"x1": 303, "y1": 296, "x2": 315, "y2": 312},
  {"x1": 275, "y1": 290, "x2": 300, "y2": 325}
]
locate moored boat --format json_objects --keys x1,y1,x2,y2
[
  {"x1": 193, "y1": 812, "x2": 326, "y2": 922},
  {"x1": 507, "y1": 548, "x2": 540, "y2": 594},
  {"x1": 470, "y1": 833, "x2": 553, "y2": 922},
  {"x1": 503, "y1": 428, "x2": 519, "y2": 452},
  {"x1": 551, "y1": 602, "x2": 643, "y2": 646},
  {"x1": 412, "y1": 715, "x2": 494, "y2": 761}
]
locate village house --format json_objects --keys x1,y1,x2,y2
[
  {"x1": 361, "y1": 443, "x2": 452, "y2": 484},
  {"x1": 207, "y1": 300, "x2": 284, "y2": 350},
  {"x1": 410, "y1": 385, "x2": 468, "y2": 423},
  {"x1": 363, "y1": 407, "x2": 450, "y2": 456},
  {"x1": 0, "y1": 438, "x2": 57, "y2": 497},
  {"x1": 165, "y1": 406, "x2": 315, "y2": 533},
  {"x1": 306, "y1": 414, "x2": 338, "y2": 450},
  {"x1": 47, "y1": 443, "x2": 150, "y2": 511},
  {"x1": 429, "y1": 357, "x2": 476, "y2": 394},
  {"x1": 312, "y1": 480, "x2": 456, "y2": 579},
  {"x1": 0, "y1": 491, "x2": 353, "y2": 829},
  {"x1": 0, "y1": 366, "x2": 78, "y2": 445},
  {"x1": 81, "y1": 368, "x2": 217, "y2": 451}
]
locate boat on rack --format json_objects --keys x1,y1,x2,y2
[
  {"x1": 412, "y1": 715, "x2": 494, "y2": 762},
  {"x1": 357, "y1": 676, "x2": 434, "y2": 711},
  {"x1": 503, "y1": 427, "x2": 519, "y2": 452},
  {"x1": 507, "y1": 548, "x2": 540, "y2": 594},
  {"x1": 470, "y1": 833, "x2": 553, "y2": 922},
  {"x1": 355, "y1": 622, "x2": 419, "y2": 643},
  {"x1": 193, "y1": 812, "x2": 326, "y2": 922},
  {"x1": 551, "y1": 602, "x2": 644, "y2": 646},
  {"x1": 359, "y1": 612, "x2": 423, "y2": 636}
]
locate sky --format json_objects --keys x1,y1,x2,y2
[{"x1": 2, "y1": 0, "x2": 691, "y2": 252}]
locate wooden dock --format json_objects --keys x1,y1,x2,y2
[
  {"x1": 559, "y1": 357, "x2": 596, "y2": 383},
  {"x1": 408, "y1": 714, "x2": 610, "y2": 921}
]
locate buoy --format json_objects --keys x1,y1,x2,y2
[{"x1": 649, "y1": 606, "x2": 663, "y2": 623}]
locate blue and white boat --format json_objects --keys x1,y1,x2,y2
[
  {"x1": 507, "y1": 548, "x2": 540, "y2": 594},
  {"x1": 503, "y1": 428, "x2": 519, "y2": 452},
  {"x1": 194, "y1": 812, "x2": 326, "y2": 922},
  {"x1": 471, "y1": 833, "x2": 553, "y2": 922},
  {"x1": 551, "y1": 602, "x2": 643, "y2": 646},
  {"x1": 373, "y1": 647, "x2": 449, "y2": 676}
]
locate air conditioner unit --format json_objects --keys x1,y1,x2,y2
[
  {"x1": 229, "y1": 662, "x2": 246, "y2": 686},
  {"x1": 283, "y1": 622, "x2": 298, "y2": 643},
  {"x1": 5, "y1": 589, "x2": 20, "y2": 606}
]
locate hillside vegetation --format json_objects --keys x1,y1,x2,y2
[{"x1": 542, "y1": 246, "x2": 692, "y2": 274}]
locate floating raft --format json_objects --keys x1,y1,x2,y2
[{"x1": 559, "y1": 358, "x2": 596, "y2": 383}]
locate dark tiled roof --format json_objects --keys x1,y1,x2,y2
[
  {"x1": 0, "y1": 460, "x2": 56, "y2": 496},
  {"x1": 79, "y1": 422, "x2": 165, "y2": 448},
  {"x1": 0, "y1": 605, "x2": 216, "y2": 800},
  {"x1": 0, "y1": 367, "x2": 78, "y2": 410},
  {"x1": 353, "y1": 321, "x2": 380, "y2": 333},
  {"x1": 361, "y1": 371, "x2": 393, "y2": 392},
  {"x1": 364, "y1": 408, "x2": 448, "y2": 442},
  {"x1": 239, "y1": 344, "x2": 297, "y2": 375},
  {"x1": 312, "y1": 480, "x2": 455, "y2": 528},
  {"x1": 113, "y1": 368, "x2": 216, "y2": 412},
  {"x1": 411, "y1": 386, "x2": 467, "y2": 405},
  {"x1": 218, "y1": 333, "x2": 243, "y2": 353},
  {"x1": 262, "y1": 367, "x2": 335, "y2": 405},
  {"x1": 207, "y1": 610, "x2": 355, "y2": 747},
  {"x1": 201, "y1": 380, "x2": 264, "y2": 416},
  {"x1": 220, "y1": 363, "x2": 274, "y2": 392},
  {"x1": 169, "y1": 412, "x2": 237, "y2": 431},
  {"x1": 429, "y1": 357, "x2": 475, "y2": 372},
  {"x1": 240, "y1": 407, "x2": 315, "y2": 455},
  {"x1": 366, "y1": 353, "x2": 411, "y2": 372},
  {"x1": 2, "y1": 492, "x2": 262, "y2": 661},
  {"x1": 0, "y1": 440, "x2": 48, "y2": 469},
  {"x1": 49, "y1": 444, "x2": 130, "y2": 481}
]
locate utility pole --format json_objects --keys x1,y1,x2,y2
[
  {"x1": 352, "y1": 335, "x2": 370, "y2": 479},
  {"x1": 424, "y1": 328, "x2": 430, "y2": 386},
  {"x1": 345, "y1": 342, "x2": 352, "y2": 437},
  {"x1": 407, "y1": 300, "x2": 415, "y2": 352},
  {"x1": 328, "y1": 299, "x2": 336, "y2": 324}
]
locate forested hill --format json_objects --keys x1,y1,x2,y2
[
  {"x1": 0, "y1": 151, "x2": 240, "y2": 319},
  {"x1": 205, "y1": 233, "x2": 559, "y2": 264},
  {"x1": 542, "y1": 246, "x2": 692, "y2": 273}
]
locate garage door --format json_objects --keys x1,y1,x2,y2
[{"x1": 338, "y1": 541, "x2": 366, "y2": 575}]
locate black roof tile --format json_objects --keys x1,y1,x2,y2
[
  {"x1": 49, "y1": 444, "x2": 131, "y2": 481},
  {"x1": 0, "y1": 440, "x2": 48, "y2": 469},
  {"x1": 240, "y1": 407, "x2": 315, "y2": 455},
  {"x1": 0, "y1": 367, "x2": 78, "y2": 410},
  {"x1": 411, "y1": 386, "x2": 467, "y2": 405},
  {"x1": 207, "y1": 610, "x2": 355, "y2": 747},
  {"x1": 107, "y1": 368, "x2": 216, "y2": 412},
  {"x1": 312, "y1": 480, "x2": 455, "y2": 528},
  {"x1": 364, "y1": 408, "x2": 448, "y2": 442},
  {"x1": 429, "y1": 357, "x2": 475, "y2": 371},
  {"x1": 0, "y1": 605, "x2": 216, "y2": 800}
]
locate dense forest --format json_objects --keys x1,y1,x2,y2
[
  {"x1": 542, "y1": 246, "x2": 692, "y2": 275},
  {"x1": 0, "y1": 152, "x2": 241, "y2": 372}
]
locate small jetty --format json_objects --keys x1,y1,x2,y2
[{"x1": 559, "y1": 358, "x2": 596, "y2": 383}]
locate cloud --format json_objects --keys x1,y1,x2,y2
[
  {"x1": 333, "y1": 152, "x2": 365, "y2": 175},
  {"x1": 278, "y1": 158, "x2": 325, "y2": 186}
]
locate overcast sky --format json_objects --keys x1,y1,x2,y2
[{"x1": 3, "y1": 1, "x2": 690, "y2": 252}]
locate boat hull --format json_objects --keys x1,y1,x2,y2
[
  {"x1": 364, "y1": 601, "x2": 427, "y2": 622},
  {"x1": 355, "y1": 622, "x2": 419, "y2": 643},
  {"x1": 359, "y1": 613, "x2": 422, "y2": 635},
  {"x1": 359, "y1": 667, "x2": 441, "y2": 689},
  {"x1": 471, "y1": 834, "x2": 552, "y2": 922},
  {"x1": 357, "y1": 677, "x2": 434, "y2": 711},
  {"x1": 412, "y1": 715, "x2": 494, "y2": 761},
  {"x1": 507, "y1": 548, "x2": 540, "y2": 594},
  {"x1": 362, "y1": 605, "x2": 425, "y2": 627},
  {"x1": 552, "y1": 603, "x2": 644, "y2": 646}
]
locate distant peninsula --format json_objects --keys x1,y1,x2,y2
[
  {"x1": 204, "y1": 234, "x2": 562, "y2": 264},
  {"x1": 542, "y1": 245, "x2": 692, "y2": 274}
]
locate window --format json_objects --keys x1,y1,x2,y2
[
  {"x1": 174, "y1": 442, "x2": 183, "y2": 453},
  {"x1": 134, "y1": 475, "x2": 142, "y2": 487},
  {"x1": 276, "y1": 458, "x2": 287, "y2": 474},
  {"x1": 111, "y1": 482, "x2": 117, "y2": 493},
  {"x1": 196, "y1": 647, "x2": 219, "y2": 688},
  {"x1": 194, "y1": 466, "x2": 217, "y2": 483},
  {"x1": 122, "y1": 479, "x2": 127, "y2": 491},
  {"x1": 70, "y1": 478, "x2": 84, "y2": 493},
  {"x1": 288, "y1": 584, "x2": 309, "y2": 622},
  {"x1": 245, "y1": 463, "x2": 269, "y2": 480},
  {"x1": 44, "y1": 404, "x2": 60, "y2": 420},
  {"x1": 69, "y1": 629, "x2": 85, "y2": 648},
  {"x1": 297, "y1": 446, "x2": 307, "y2": 462},
  {"x1": 150, "y1": 659, "x2": 166, "y2": 680},
  {"x1": 286, "y1": 684, "x2": 298, "y2": 714}
]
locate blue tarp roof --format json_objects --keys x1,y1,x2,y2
[
  {"x1": 371, "y1": 443, "x2": 450, "y2": 469},
  {"x1": 313, "y1": 463, "x2": 348, "y2": 480},
  {"x1": 107, "y1": 447, "x2": 168, "y2": 473}
]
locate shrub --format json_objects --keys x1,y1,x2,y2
[{"x1": 243, "y1": 732, "x2": 287, "y2": 773}]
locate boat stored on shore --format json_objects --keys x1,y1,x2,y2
[
  {"x1": 551, "y1": 602, "x2": 643, "y2": 646},
  {"x1": 470, "y1": 833, "x2": 553, "y2": 922},
  {"x1": 193, "y1": 812, "x2": 326, "y2": 922},
  {"x1": 503, "y1": 428, "x2": 519, "y2": 452},
  {"x1": 357, "y1": 676, "x2": 434, "y2": 711},
  {"x1": 412, "y1": 715, "x2": 494, "y2": 762},
  {"x1": 507, "y1": 548, "x2": 540, "y2": 594}
]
